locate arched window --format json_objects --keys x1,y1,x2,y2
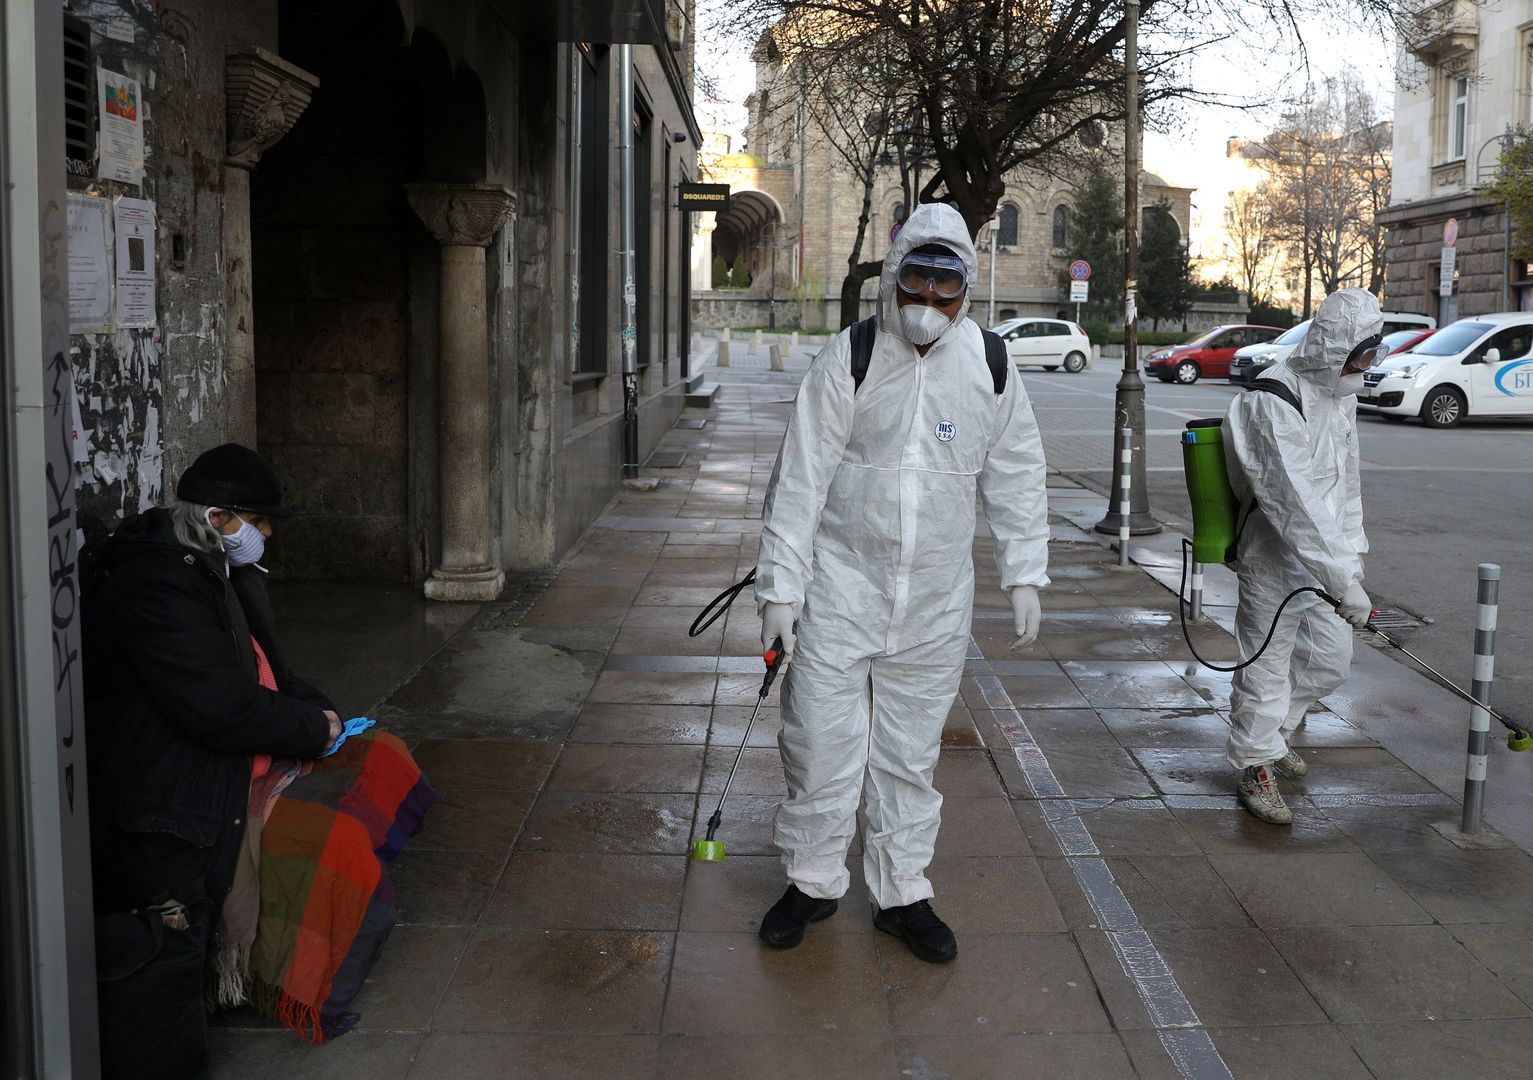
[
  {"x1": 996, "y1": 203, "x2": 1018, "y2": 247},
  {"x1": 1052, "y1": 205, "x2": 1069, "y2": 249}
]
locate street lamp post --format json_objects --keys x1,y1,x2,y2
[
  {"x1": 769, "y1": 220, "x2": 777, "y2": 330},
  {"x1": 1096, "y1": 0, "x2": 1161, "y2": 538},
  {"x1": 988, "y1": 223, "x2": 997, "y2": 327}
]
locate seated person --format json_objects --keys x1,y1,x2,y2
[{"x1": 86, "y1": 444, "x2": 433, "y2": 1070}]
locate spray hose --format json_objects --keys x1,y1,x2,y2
[
  {"x1": 690, "y1": 570, "x2": 756, "y2": 638},
  {"x1": 1177, "y1": 538, "x2": 1530, "y2": 744}
]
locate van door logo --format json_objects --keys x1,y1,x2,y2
[
  {"x1": 934, "y1": 419, "x2": 956, "y2": 442},
  {"x1": 1493, "y1": 358, "x2": 1533, "y2": 396}
]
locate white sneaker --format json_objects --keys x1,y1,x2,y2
[
  {"x1": 1238, "y1": 764, "x2": 1293, "y2": 825},
  {"x1": 1274, "y1": 748, "x2": 1309, "y2": 778}
]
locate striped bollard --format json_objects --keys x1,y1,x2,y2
[
  {"x1": 1190, "y1": 560, "x2": 1204, "y2": 621},
  {"x1": 1461, "y1": 563, "x2": 1500, "y2": 834},
  {"x1": 1117, "y1": 427, "x2": 1132, "y2": 567}
]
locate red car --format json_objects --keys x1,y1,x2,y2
[{"x1": 1145, "y1": 324, "x2": 1286, "y2": 384}]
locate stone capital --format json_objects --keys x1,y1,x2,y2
[
  {"x1": 225, "y1": 46, "x2": 318, "y2": 169},
  {"x1": 405, "y1": 183, "x2": 516, "y2": 246}
]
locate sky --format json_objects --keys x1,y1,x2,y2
[{"x1": 692, "y1": 1, "x2": 1399, "y2": 189}]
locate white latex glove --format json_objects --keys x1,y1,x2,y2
[
  {"x1": 1336, "y1": 582, "x2": 1373, "y2": 629},
  {"x1": 1009, "y1": 585, "x2": 1041, "y2": 650},
  {"x1": 761, "y1": 602, "x2": 796, "y2": 662}
]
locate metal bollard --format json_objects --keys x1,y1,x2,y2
[
  {"x1": 769, "y1": 343, "x2": 784, "y2": 372},
  {"x1": 1190, "y1": 561, "x2": 1204, "y2": 621},
  {"x1": 1461, "y1": 563, "x2": 1500, "y2": 834},
  {"x1": 1117, "y1": 427, "x2": 1132, "y2": 567},
  {"x1": 716, "y1": 340, "x2": 730, "y2": 368}
]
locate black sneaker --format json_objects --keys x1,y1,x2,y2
[
  {"x1": 758, "y1": 884, "x2": 838, "y2": 949},
  {"x1": 874, "y1": 899, "x2": 957, "y2": 963}
]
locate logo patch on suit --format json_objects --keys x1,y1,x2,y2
[{"x1": 934, "y1": 419, "x2": 956, "y2": 442}]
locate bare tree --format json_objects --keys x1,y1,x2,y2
[
  {"x1": 718, "y1": 0, "x2": 1406, "y2": 241},
  {"x1": 1224, "y1": 183, "x2": 1276, "y2": 304},
  {"x1": 1260, "y1": 74, "x2": 1391, "y2": 314}
]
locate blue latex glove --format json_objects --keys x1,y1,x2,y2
[{"x1": 323, "y1": 716, "x2": 376, "y2": 757}]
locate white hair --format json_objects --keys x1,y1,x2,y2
[{"x1": 170, "y1": 499, "x2": 226, "y2": 558}]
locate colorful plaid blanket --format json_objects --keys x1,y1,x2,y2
[{"x1": 247, "y1": 729, "x2": 436, "y2": 1041}]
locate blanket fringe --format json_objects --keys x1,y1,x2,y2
[{"x1": 252, "y1": 976, "x2": 326, "y2": 1045}]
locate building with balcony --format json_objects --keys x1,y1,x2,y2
[{"x1": 1380, "y1": 0, "x2": 1533, "y2": 320}]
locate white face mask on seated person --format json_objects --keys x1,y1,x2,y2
[{"x1": 205, "y1": 508, "x2": 266, "y2": 567}]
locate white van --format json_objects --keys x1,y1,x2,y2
[
  {"x1": 1230, "y1": 311, "x2": 1434, "y2": 386},
  {"x1": 1361, "y1": 312, "x2": 1533, "y2": 428}
]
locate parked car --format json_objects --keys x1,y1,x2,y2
[
  {"x1": 991, "y1": 317, "x2": 1092, "y2": 372},
  {"x1": 1145, "y1": 324, "x2": 1284, "y2": 384},
  {"x1": 1229, "y1": 320, "x2": 1310, "y2": 386},
  {"x1": 1360, "y1": 312, "x2": 1533, "y2": 428},
  {"x1": 1229, "y1": 311, "x2": 1436, "y2": 386}
]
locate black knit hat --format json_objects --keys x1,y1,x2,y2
[{"x1": 175, "y1": 443, "x2": 289, "y2": 517}]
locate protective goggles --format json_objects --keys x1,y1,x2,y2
[
  {"x1": 896, "y1": 253, "x2": 969, "y2": 300},
  {"x1": 1345, "y1": 333, "x2": 1388, "y2": 370}
]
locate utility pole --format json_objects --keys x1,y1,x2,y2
[
  {"x1": 618, "y1": 45, "x2": 640, "y2": 479},
  {"x1": 987, "y1": 223, "x2": 997, "y2": 326},
  {"x1": 1096, "y1": 0, "x2": 1161, "y2": 538}
]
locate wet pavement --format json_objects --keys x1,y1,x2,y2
[{"x1": 221, "y1": 346, "x2": 1533, "y2": 1079}]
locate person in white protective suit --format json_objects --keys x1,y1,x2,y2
[
  {"x1": 1224, "y1": 287, "x2": 1383, "y2": 824},
  {"x1": 753, "y1": 203, "x2": 1049, "y2": 962}
]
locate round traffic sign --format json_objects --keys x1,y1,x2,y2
[
  {"x1": 1444, "y1": 218, "x2": 1459, "y2": 247},
  {"x1": 890, "y1": 221, "x2": 902, "y2": 241},
  {"x1": 1069, "y1": 260, "x2": 1091, "y2": 281}
]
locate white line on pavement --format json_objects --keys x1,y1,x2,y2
[{"x1": 968, "y1": 661, "x2": 1235, "y2": 1080}]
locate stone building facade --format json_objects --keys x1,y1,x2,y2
[
  {"x1": 1380, "y1": 0, "x2": 1532, "y2": 322},
  {"x1": 61, "y1": 0, "x2": 700, "y2": 593},
  {"x1": 689, "y1": 34, "x2": 1195, "y2": 331}
]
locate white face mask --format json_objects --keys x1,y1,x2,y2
[
  {"x1": 899, "y1": 303, "x2": 952, "y2": 346},
  {"x1": 1337, "y1": 372, "x2": 1365, "y2": 397},
  {"x1": 207, "y1": 508, "x2": 266, "y2": 567}
]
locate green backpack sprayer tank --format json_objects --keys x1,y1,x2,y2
[{"x1": 1181, "y1": 419, "x2": 1239, "y2": 564}]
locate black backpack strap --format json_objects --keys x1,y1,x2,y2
[
  {"x1": 1228, "y1": 377, "x2": 1305, "y2": 562},
  {"x1": 849, "y1": 316, "x2": 877, "y2": 391},
  {"x1": 851, "y1": 316, "x2": 1007, "y2": 396},
  {"x1": 1245, "y1": 377, "x2": 1304, "y2": 420},
  {"x1": 981, "y1": 329, "x2": 1008, "y2": 395}
]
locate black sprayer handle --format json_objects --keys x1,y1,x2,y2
[{"x1": 759, "y1": 636, "x2": 786, "y2": 697}]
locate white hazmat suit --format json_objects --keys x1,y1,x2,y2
[
  {"x1": 1223, "y1": 287, "x2": 1380, "y2": 770},
  {"x1": 756, "y1": 204, "x2": 1050, "y2": 908}
]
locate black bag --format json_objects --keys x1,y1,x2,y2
[{"x1": 95, "y1": 898, "x2": 212, "y2": 1080}]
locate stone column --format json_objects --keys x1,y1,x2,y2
[
  {"x1": 405, "y1": 183, "x2": 516, "y2": 601},
  {"x1": 223, "y1": 47, "x2": 318, "y2": 448}
]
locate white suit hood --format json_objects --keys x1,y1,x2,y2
[
  {"x1": 877, "y1": 203, "x2": 976, "y2": 345},
  {"x1": 1285, "y1": 287, "x2": 1383, "y2": 391}
]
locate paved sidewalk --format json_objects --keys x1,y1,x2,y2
[{"x1": 214, "y1": 359, "x2": 1533, "y2": 1079}]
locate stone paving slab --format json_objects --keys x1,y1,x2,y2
[{"x1": 219, "y1": 362, "x2": 1533, "y2": 1078}]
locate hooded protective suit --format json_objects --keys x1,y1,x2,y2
[
  {"x1": 1223, "y1": 287, "x2": 1380, "y2": 769},
  {"x1": 756, "y1": 203, "x2": 1050, "y2": 907}
]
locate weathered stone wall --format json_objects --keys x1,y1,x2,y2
[
  {"x1": 68, "y1": 0, "x2": 277, "y2": 553},
  {"x1": 251, "y1": 7, "x2": 417, "y2": 580},
  {"x1": 1382, "y1": 193, "x2": 1508, "y2": 322}
]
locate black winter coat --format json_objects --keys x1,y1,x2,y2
[{"x1": 84, "y1": 509, "x2": 331, "y2": 905}]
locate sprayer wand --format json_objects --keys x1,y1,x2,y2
[{"x1": 1178, "y1": 539, "x2": 1531, "y2": 746}]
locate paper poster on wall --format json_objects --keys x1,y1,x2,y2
[
  {"x1": 67, "y1": 194, "x2": 113, "y2": 332},
  {"x1": 113, "y1": 197, "x2": 156, "y2": 327},
  {"x1": 97, "y1": 67, "x2": 145, "y2": 185}
]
